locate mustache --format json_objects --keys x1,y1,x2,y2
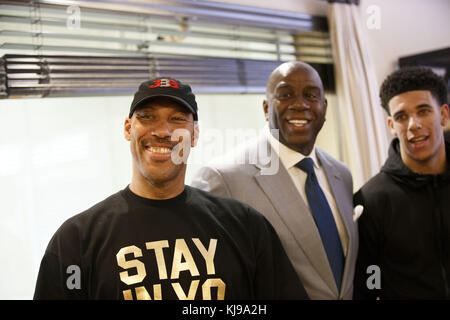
[
  {"x1": 141, "y1": 136, "x2": 177, "y2": 147},
  {"x1": 141, "y1": 132, "x2": 191, "y2": 148},
  {"x1": 139, "y1": 129, "x2": 193, "y2": 149},
  {"x1": 285, "y1": 109, "x2": 312, "y2": 116}
]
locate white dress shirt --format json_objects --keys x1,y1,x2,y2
[{"x1": 264, "y1": 125, "x2": 348, "y2": 256}]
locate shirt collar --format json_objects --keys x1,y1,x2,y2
[{"x1": 264, "y1": 124, "x2": 319, "y2": 170}]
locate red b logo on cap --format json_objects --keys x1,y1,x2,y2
[{"x1": 150, "y1": 78, "x2": 179, "y2": 89}]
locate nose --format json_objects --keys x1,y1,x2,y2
[
  {"x1": 290, "y1": 94, "x2": 310, "y2": 110},
  {"x1": 151, "y1": 119, "x2": 172, "y2": 139},
  {"x1": 408, "y1": 114, "x2": 422, "y2": 131}
]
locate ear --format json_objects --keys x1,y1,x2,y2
[
  {"x1": 124, "y1": 117, "x2": 131, "y2": 141},
  {"x1": 263, "y1": 100, "x2": 269, "y2": 121},
  {"x1": 192, "y1": 122, "x2": 199, "y2": 147},
  {"x1": 440, "y1": 104, "x2": 449, "y2": 127},
  {"x1": 387, "y1": 116, "x2": 397, "y2": 136}
]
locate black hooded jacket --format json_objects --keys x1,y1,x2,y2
[{"x1": 353, "y1": 138, "x2": 450, "y2": 300}]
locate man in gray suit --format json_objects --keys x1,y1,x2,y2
[{"x1": 191, "y1": 61, "x2": 358, "y2": 299}]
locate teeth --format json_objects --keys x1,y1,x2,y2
[
  {"x1": 149, "y1": 147, "x2": 172, "y2": 154},
  {"x1": 411, "y1": 137, "x2": 427, "y2": 143},
  {"x1": 289, "y1": 119, "x2": 309, "y2": 126}
]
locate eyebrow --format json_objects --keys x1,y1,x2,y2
[
  {"x1": 307, "y1": 85, "x2": 321, "y2": 90},
  {"x1": 392, "y1": 109, "x2": 405, "y2": 118},
  {"x1": 416, "y1": 103, "x2": 433, "y2": 109},
  {"x1": 274, "y1": 83, "x2": 321, "y2": 92},
  {"x1": 274, "y1": 83, "x2": 292, "y2": 91},
  {"x1": 135, "y1": 105, "x2": 156, "y2": 112},
  {"x1": 136, "y1": 105, "x2": 189, "y2": 114},
  {"x1": 392, "y1": 104, "x2": 433, "y2": 118}
]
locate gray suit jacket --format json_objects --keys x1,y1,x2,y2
[{"x1": 190, "y1": 133, "x2": 358, "y2": 300}]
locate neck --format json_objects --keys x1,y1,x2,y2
[
  {"x1": 130, "y1": 170, "x2": 186, "y2": 200},
  {"x1": 402, "y1": 143, "x2": 447, "y2": 175}
]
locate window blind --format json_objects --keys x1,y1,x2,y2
[{"x1": 0, "y1": 0, "x2": 334, "y2": 97}]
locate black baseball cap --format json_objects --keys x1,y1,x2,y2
[{"x1": 129, "y1": 77, "x2": 198, "y2": 120}]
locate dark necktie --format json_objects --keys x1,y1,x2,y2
[{"x1": 296, "y1": 157, "x2": 344, "y2": 291}]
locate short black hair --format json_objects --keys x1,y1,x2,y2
[{"x1": 379, "y1": 66, "x2": 448, "y2": 114}]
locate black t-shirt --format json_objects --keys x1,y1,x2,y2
[{"x1": 34, "y1": 185, "x2": 308, "y2": 300}]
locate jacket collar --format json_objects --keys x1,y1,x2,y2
[
  {"x1": 381, "y1": 138, "x2": 450, "y2": 187},
  {"x1": 263, "y1": 124, "x2": 320, "y2": 170}
]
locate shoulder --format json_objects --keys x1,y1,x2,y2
[
  {"x1": 187, "y1": 185, "x2": 252, "y2": 213},
  {"x1": 316, "y1": 146, "x2": 350, "y2": 174},
  {"x1": 46, "y1": 190, "x2": 127, "y2": 253},
  {"x1": 316, "y1": 147, "x2": 352, "y2": 189},
  {"x1": 65, "y1": 190, "x2": 126, "y2": 228},
  {"x1": 190, "y1": 159, "x2": 260, "y2": 197},
  {"x1": 357, "y1": 171, "x2": 394, "y2": 199},
  {"x1": 354, "y1": 172, "x2": 396, "y2": 221},
  {"x1": 198, "y1": 157, "x2": 259, "y2": 177},
  {"x1": 193, "y1": 136, "x2": 267, "y2": 179},
  {"x1": 186, "y1": 186, "x2": 268, "y2": 224}
]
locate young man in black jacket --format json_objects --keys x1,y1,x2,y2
[{"x1": 353, "y1": 67, "x2": 450, "y2": 299}]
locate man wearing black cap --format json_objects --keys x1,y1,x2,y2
[{"x1": 33, "y1": 77, "x2": 308, "y2": 300}]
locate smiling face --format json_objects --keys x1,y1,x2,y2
[
  {"x1": 124, "y1": 97, "x2": 198, "y2": 198},
  {"x1": 263, "y1": 62, "x2": 327, "y2": 155},
  {"x1": 387, "y1": 90, "x2": 449, "y2": 174}
]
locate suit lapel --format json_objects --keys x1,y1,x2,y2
[
  {"x1": 316, "y1": 147, "x2": 356, "y2": 295},
  {"x1": 316, "y1": 147, "x2": 354, "y2": 249},
  {"x1": 253, "y1": 135, "x2": 338, "y2": 293}
]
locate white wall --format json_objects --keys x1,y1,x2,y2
[
  {"x1": 0, "y1": 96, "x2": 132, "y2": 299},
  {"x1": 360, "y1": 0, "x2": 450, "y2": 85}
]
